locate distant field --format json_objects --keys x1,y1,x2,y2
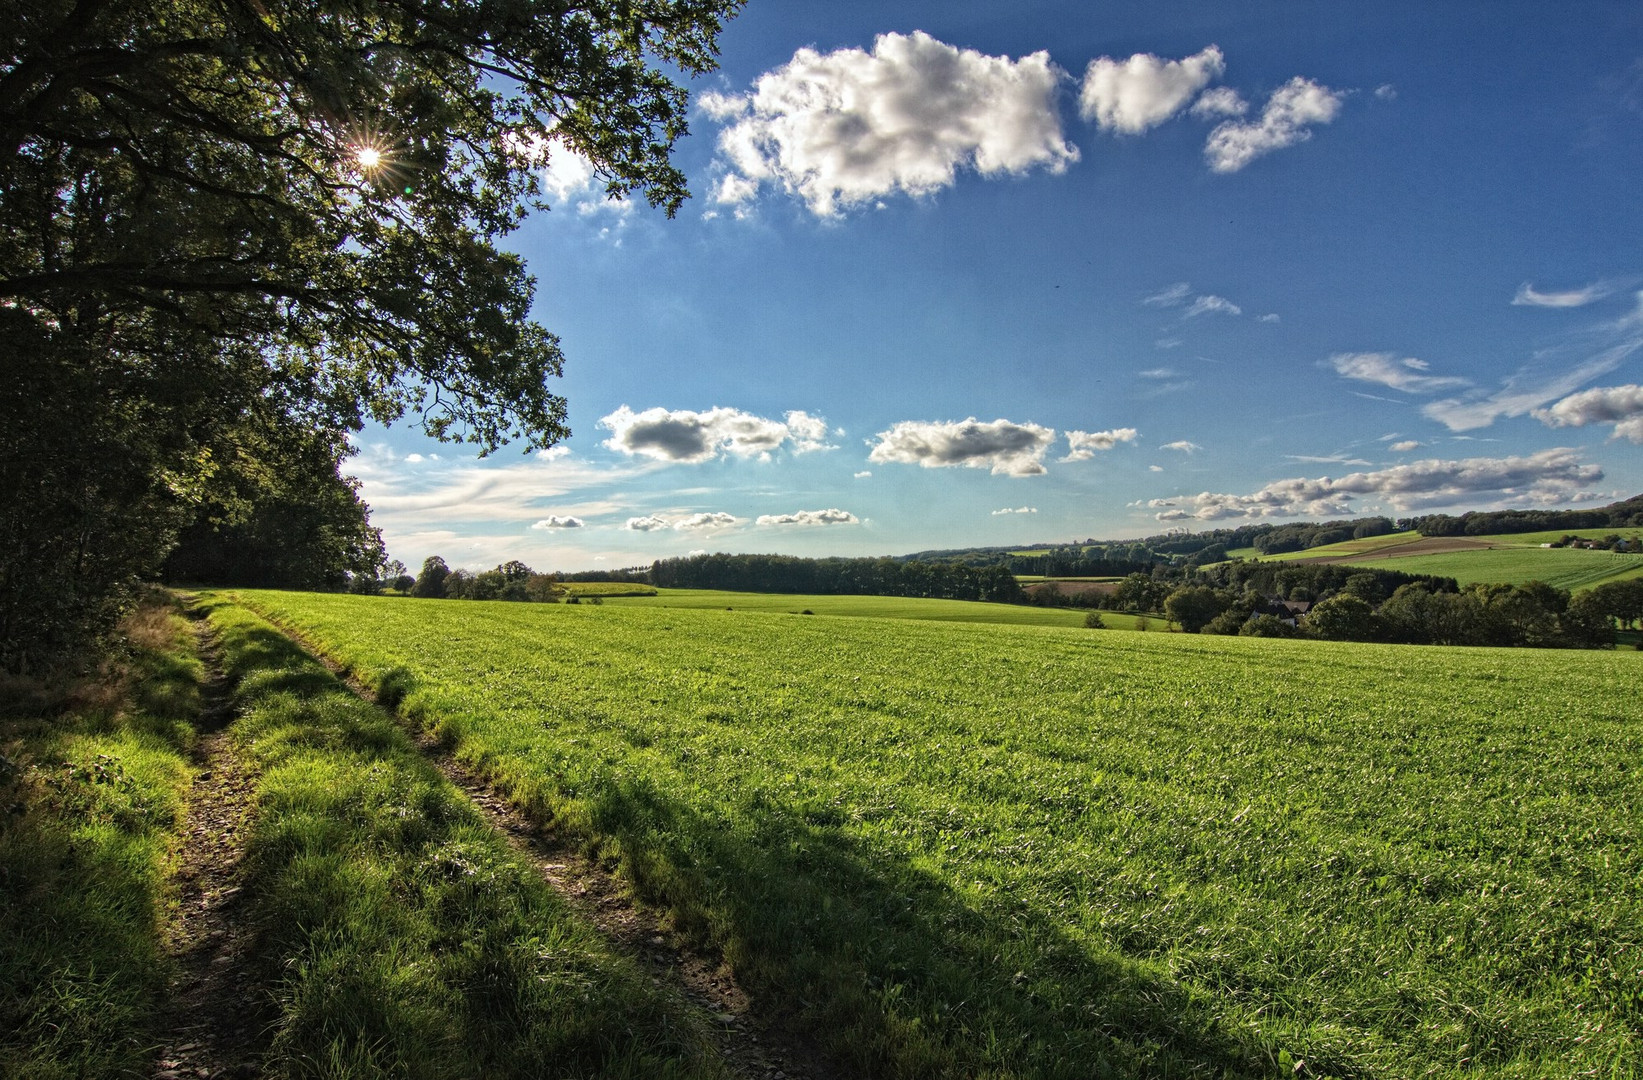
[
  {"x1": 1015, "y1": 575, "x2": 1121, "y2": 583},
  {"x1": 1470, "y1": 527, "x2": 1643, "y2": 547},
  {"x1": 600, "y1": 587, "x2": 1157, "y2": 629},
  {"x1": 561, "y1": 581, "x2": 657, "y2": 597},
  {"x1": 1349, "y1": 547, "x2": 1643, "y2": 590},
  {"x1": 1222, "y1": 530, "x2": 1643, "y2": 590},
  {"x1": 1247, "y1": 530, "x2": 1425, "y2": 561},
  {"x1": 236, "y1": 590, "x2": 1642, "y2": 1079}
]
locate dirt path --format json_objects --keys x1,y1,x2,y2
[
  {"x1": 268, "y1": 617, "x2": 838, "y2": 1080},
  {"x1": 432, "y1": 748, "x2": 833, "y2": 1080},
  {"x1": 151, "y1": 617, "x2": 270, "y2": 1080}
]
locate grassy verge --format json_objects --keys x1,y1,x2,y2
[
  {"x1": 0, "y1": 595, "x2": 201, "y2": 1080},
  {"x1": 202, "y1": 596, "x2": 726, "y2": 1080}
]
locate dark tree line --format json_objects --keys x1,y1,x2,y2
[
  {"x1": 1404, "y1": 494, "x2": 1643, "y2": 537},
  {"x1": 408, "y1": 557, "x2": 566, "y2": 603},
  {"x1": 1302, "y1": 582, "x2": 1615, "y2": 648},
  {"x1": 649, "y1": 553, "x2": 1025, "y2": 603}
]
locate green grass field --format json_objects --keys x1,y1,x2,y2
[
  {"x1": 233, "y1": 590, "x2": 1643, "y2": 1079},
  {"x1": 598, "y1": 586, "x2": 1158, "y2": 629},
  {"x1": 1350, "y1": 547, "x2": 1643, "y2": 591}
]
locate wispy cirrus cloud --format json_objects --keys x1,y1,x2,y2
[
  {"x1": 1512, "y1": 281, "x2": 1615, "y2": 308},
  {"x1": 1426, "y1": 294, "x2": 1643, "y2": 433},
  {"x1": 704, "y1": 31, "x2": 1076, "y2": 217},
  {"x1": 1423, "y1": 352, "x2": 1635, "y2": 431},
  {"x1": 599, "y1": 406, "x2": 834, "y2": 463},
  {"x1": 1147, "y1": 448, "x2": 1603, "y2": 521},
  {"x1": 992, "y1": 506, "x2": 1038, "y2": 515},
  {"x1": 1145, "y1": 282, "x2": 1243, "y2": 318},
  {"x1": 1285, "y1": 454, "x2": 1372, "y2": 466},
  {"x1": 1328, "y1": 352, "x2": 1472, "y2": 394},
  {"x1": 1161, "y1": 440, "x2": 1201, "y2": 453},
  {"x1": 1185, "y1": 294, "x2": 1241, "y2": 318},
  {"x1": 868, "y1": 417, "x2": 1056, "y2": 477}
]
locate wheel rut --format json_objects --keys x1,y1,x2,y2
[
  {"x1": 270, "y1": 616, "x2": 838, "y2": 1080},
  {"x1": 151, "y1": 615, "x2": 270, "y2": 1080}
]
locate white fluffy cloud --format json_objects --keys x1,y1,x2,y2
[
  {"x1": 1079, "y1": 46, "x2": 1225, "y2": 134},
  {"x1": 1513, "y1": 282, "x2": 1614, "y2": 308},
  {"x1": 868, "y1": 417, "x2": 1056, "y2": 477},
  {"x1": 531, "y1": 138, "x2": 631, "y2": 217},
  {"x1": 599, "y1": 406, "x2": 834, "y2": 463},
  {"x1": 706, "y1": 31, "x2": 1077, "y2": 216},
  {"x1": 1062, "y1": 427, "x2": 1138, "y2": 461},
  {"x1": 1204, "y1": 77, "x2": 1344, "y2": 173},
  {"x1": 1329, "y1": 352, "x2": 1471, "y2": 394},
  {"x1": 673, "y1": 512, "x2": 739, "y2": 532},
  {"x1": 1534, "y1": 384, "x2": 1643, "y2": 442},
  {"x1": 992, "y1": 506, "x2": 1038, "y2": 515},
  {"x1": 1390, "y1": 440, "x2": 1422, "y2": 452},
  {"x1": 1190, "y1": 87, "x2": 1248, "y2": 119},
  {"x1": 530, "y1": 516, "x2": 584, "y2": 529},
  {"x1": 622, "y1": 512, "x2": 739, "y2": 532},
  {"x1": 756, "y1": 508, "x2": 860, "y2": 527},
  {"x1": 1161, "y1": 440, "x2": 1201, "y2": 453},
  {"x1": 1148, "y1": 448, "x2": 1603, "y2": 521}
]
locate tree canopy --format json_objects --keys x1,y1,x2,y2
[{"x1": 0, "y1": 0, "x2": 740, "y2": 670}]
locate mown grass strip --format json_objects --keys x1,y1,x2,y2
[
  {"x1": 201, "y1": 597, "x2": 726, "y2": 1080},
  {"x1": 234, "y1": 589, "x2": 1643, "y2": 1080},
  {"x1": 0, "y1": 596, "x2": 200, "y2": 1080}
]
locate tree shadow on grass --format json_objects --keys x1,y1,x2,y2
[{"x1": 534, "y1": 771, "x2": 1361, "y2": 1080}]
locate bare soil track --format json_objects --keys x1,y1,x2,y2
[{"x1": 151, "y1": 616, "x2": 270, "y2": 1080}]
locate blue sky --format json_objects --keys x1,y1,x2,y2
[{"x1": 356, "y1": 1, "x2": 1643, "y2": 572}]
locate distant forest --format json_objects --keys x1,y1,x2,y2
[
  {"x1": 1403, "y1": 493, "x2": 1643, "y2": 537},
  {"x1": 649, "y1": 553, "x2": 1023, "y2": 603}
]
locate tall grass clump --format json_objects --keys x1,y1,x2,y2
[
  {"x1": 204, "y1": 599, "x2": 725, "y2": 1080},
  {"x1": 0, "y1": 594, "x2": 200, "y2": 1079}
]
